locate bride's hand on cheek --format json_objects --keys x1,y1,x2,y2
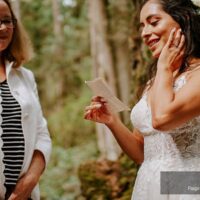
[{"x1": 157, "y1": 28, "x2": 185, "y2": 72}]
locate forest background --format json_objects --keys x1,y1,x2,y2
[
  {"x1": 12, "y1": 0, "x2": 200, "y2": 199},
  {"x1": 12, "y1": 0, "x2": 154, "y2": 199}
]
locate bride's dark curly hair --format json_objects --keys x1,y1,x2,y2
[{"x1": 141, "y1": 0, "x2": 200, "y2": 77}]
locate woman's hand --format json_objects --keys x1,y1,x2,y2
[
  {"x1": 8, "y1": 150, "x2": 45, "y2": 200},
  {"x1": 84, "y1": 96, "x2": 118, "y2": 127},
  {"x1": 157, "y1": 28, "x2": 185, "y2": 72},
  {"x1": 8, "y1": 173, "x2": 37, "y2": 200}
]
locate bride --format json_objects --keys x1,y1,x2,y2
[{"x1": 84, "y1": 0, "x2": 200, "y2": 199}]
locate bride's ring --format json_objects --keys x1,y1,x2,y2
[
  {"x1": 173, "y1": 41, "x2": 179, "y2": 48},
  {"x1": 172, "y1": 43, "x2": 178, "y2": 48}
]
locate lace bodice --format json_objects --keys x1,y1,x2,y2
[
  {"x1": 131, "y1": 75, "x2": 200, "y2": 200},
  {"x1": 131, "y1": 75, "x2": 200, "y2": 164}
]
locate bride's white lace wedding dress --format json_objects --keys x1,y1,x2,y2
[{"x1": 130, "y1": 75, "x2": 200, "y2": 200}]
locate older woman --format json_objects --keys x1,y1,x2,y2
[
  {"x1": 84, "y1": 0, "x2": 200, "y2": 199},
  {"x1": 0, "y1": 0, "x2": 51, "y2": 199}
]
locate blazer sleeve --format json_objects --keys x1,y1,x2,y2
[{"x1": 27, "y1": 70, "x2": 52, "y2": 166}]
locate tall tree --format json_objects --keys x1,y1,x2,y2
[
  {"x1": 130, "y1": 0, "x2": 150, "y2": 102},
  {"x1": 108, "y1": 0, "x2": 133, "y2": 123},
  {"x1": 52, "y1": 0, "x2": 64, "y2": 54},
  {"x1": 88, "y1": 0, "x2": 122, "y2": 161},
  {"x1": 88, "y1": 0, "x2": 149, "y2": 161}
]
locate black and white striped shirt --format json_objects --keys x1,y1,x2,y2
[{"x1": 0, "y1": 80, "x2": 25, "y2": 189}]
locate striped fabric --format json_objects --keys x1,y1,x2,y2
[{"x1": 0, "y1": 80, "x2": 25, "y2": 191}]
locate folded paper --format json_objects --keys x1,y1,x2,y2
[{"x1": 85, "y1": 77, "x2": 130, "y2": 112}]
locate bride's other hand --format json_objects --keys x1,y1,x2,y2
[{"x1": 84, "y1": 96, "x2": 118, "y2": 126}]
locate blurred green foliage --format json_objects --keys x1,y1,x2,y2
[
  {"x1": 78, "y1": 155, "x2": 138, "y2": 200},
  {"x1": 19, "y1": 0, "x2": 141, "y2": 199},
  {"x1": 40, "y1": 141, "x2": 99, "y2": 200},
  {"x1": 21, "y1": 0, "x2": 93, "y2": 147},
  {"x1": 20, "y1": 0, "x2": 100, "y2": 199}
]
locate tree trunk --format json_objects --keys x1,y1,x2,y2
[
  {"x1": 52, "y1": 0, "x2": 64, "y2": 54},
  {"x1": 109, "y1": 0, "x2": 133, "y2": 124},
  {"x1": 88, "y1": 0, "x2": 149, "y2": 161},
  {"x1": 88, "y1": 0, "x2": 122, "y2": 161},
  {"x1": 131, "y1": 1, "x2": 149, "y2": 102}
]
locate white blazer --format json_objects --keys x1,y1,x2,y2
[{"x1": 0, "y1": 62, "x2": 52, "y2": 200}]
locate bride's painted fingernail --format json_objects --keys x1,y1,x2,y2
[
  {"x1": 91, "y1": 104, "x2": 102, "y2": 109},
  {"x1": 172, "y1": 28, "x2": 176, "y2": 32},
  {"x1": 101, "y1": 97, "x2": 106, "y2": 102}
]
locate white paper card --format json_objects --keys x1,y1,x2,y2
[{"x1": 85, "y1": 77, "x2": 130, "y2": 112}]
